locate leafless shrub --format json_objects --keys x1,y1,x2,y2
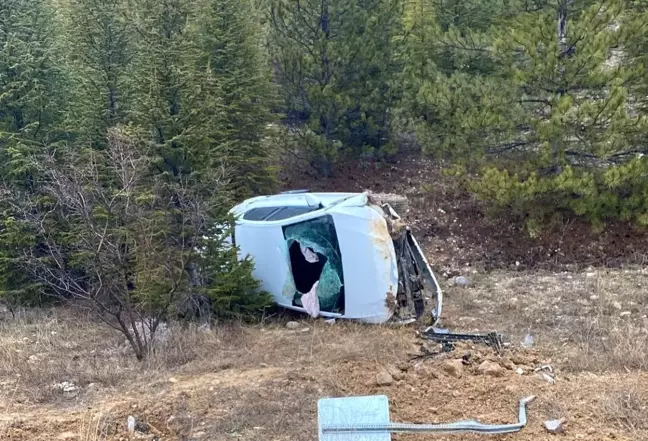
[{"x1": 9, "y1": 128, "x2": 229, "y2": 360}]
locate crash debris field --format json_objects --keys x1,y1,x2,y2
[{"x1": 2, "y1": 156, "x2": 648, "y2": 441}]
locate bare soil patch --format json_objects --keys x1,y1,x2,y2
[{"x1": 1, "y1": 269, "x2": 647, "y2": 441}]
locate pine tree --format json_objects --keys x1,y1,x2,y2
[
  {"x1": 401, "y1": 0, "x2": 513, "y2": 155},
  {"x1": 0, "y1": 0, "x2": 64, "y2": 179},
  {"x1": 63, "y1": 0, "x2": 132, "y2": 147},
  {"x1": 0, "y1": 0, "x2": 65, "y2": 308},
  {"x1": 127, "y1": 0, "x2": 273, "y2": 321},
  {"x1": 410, "y1": 0, "x2": 648, "y2": 228},
  {"x1": 193, "y1": 0, "x2": 278, "y2": 197},
  {"x1": 267, "y1": 0, "x2": 405, "y2": 174},
  {"x1": 129, "y1": 0, "x2": 208, "y2": 178}
]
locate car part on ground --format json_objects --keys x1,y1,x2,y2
[
  {"x1": 318, "y1": 395, "x2": 537, "y2": 440},
  {"x1": 419, "y1": 327, "x2": 505, "y2": 353}
]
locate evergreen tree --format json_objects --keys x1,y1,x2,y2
[
  {"x1": 128, "y1": 0, "x2": 273, "y2": 320},
  {"x1": 0, "y1": 0, "x2": 65, "y2": 308},
  {"x1": 0, "y1": 0, "x2": 64, "y2": 179},
  {"x1": 64, "y1": 0, "x2": 132, "y2": 147},
  {"x1": 401, "y1": 0, "x2": 512, "y2": 154},
  {"x1": 267, "y1": 0, "x2": 404, "y2": 174},
  {"x1": 193, "y1": 0, "x2": 278, "y2": 197},
  {"x1": 410, "y1": 0, "x2": 648, "y2": 229}
]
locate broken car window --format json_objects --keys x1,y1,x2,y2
[{"x1": 283, "y1": 215, "x2": 344, "y2": 314}]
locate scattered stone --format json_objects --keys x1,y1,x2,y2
[
  {"x1": 197, "y1": 323, "x2": 211, "y2": 333},
  {"x1": 168, "y1": 377, "x2": 178, "y2": 384},
  {"x1": 477, "y1": 360, "x2": 504, "y2": 377},
  {"x1": 611, "y1": 301, "x2": 623, "y2": 310},
  {"x1": 510, "y1": 354, "x2": 528, "y2": 365},
  {"x1": 27, "y1": 355, "x2": 39, "y2": 364},
  {"x1": 386, "y1": 365, "x2": 405, "y2": 381},
  {"x1": 534, "y1": 364, "x2": 553, "y2": 373},
  {"x1": 259, "y1": 363, "x2": 268, "y2": 368},
  {"x1": 300, "y1": 327, "x2": 311, "y2": 333},
  {"x1": 375, "y1": 371, "x2": 394, "y2": 386},
  {"x1": 586, "y1": 272, "x2": 596, "y2": 277},
  {"x1": 454, "y1": 276, "x2": 469, "y2": 286},
  {"x1": 285, "y1": 321, "x2": 300, "y2": 329},
  {"x1": 135, "y1": 421, "x2": 149, "y2": 433},
  {"x1": 501, "y1": 358, "x2": 517, "y2": 370},
  {"x1": 442, "y1": 359, "x2": 464, "y2": 378},
  {"x1": 324, "y1": 318, "x2": 336, "y2": 325},
  {"x1": 620, "y1": 311, "x2": 631, "y2": 317},
  {"x1": 55, "y1": 381, "x2": 78, "y2": 393},
  {"x1": 515, "y1": 367, "x2": 525, "y2": 375},
  {"x1": 544, "y1": 418, "x2": 567, "y2": 434},
  {"x1": 589, "y1": 295, "x2": 599, "y2": 301}
]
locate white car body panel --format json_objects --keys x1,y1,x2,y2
[{"x1": 230, "y1": 192, "x2": 440, "y2": 324}]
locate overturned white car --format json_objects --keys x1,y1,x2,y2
[{"x1": 229, "y1": 191, "x2": 442, "y2": 324}]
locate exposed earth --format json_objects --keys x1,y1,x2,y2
[{"x1": 1, "y1": 154, "x2": 647, "y2": 441}]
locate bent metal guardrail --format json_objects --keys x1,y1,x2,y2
[{"x1": 318, "y1": 395, "x2": 536, "y2": 440}]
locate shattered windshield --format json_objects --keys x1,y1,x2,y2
[{"x1": 282, "y1": 215, "x2": 344, "y2": 314}]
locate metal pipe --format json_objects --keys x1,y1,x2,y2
[{"x1": 321, "y1": 396, "x2": 536, "y2": 435}]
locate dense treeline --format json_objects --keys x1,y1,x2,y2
[{"x1": 2, "y1": 0, "x2": 648, "y2": 357}]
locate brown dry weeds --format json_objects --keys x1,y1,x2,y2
[{"x1": 1, "y1": 269, "x2": 647, "y2": 441}]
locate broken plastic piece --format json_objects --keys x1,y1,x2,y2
[
  {"x1": 318, "y1": 395, "x2": 536, "y2": 440},
  {"x1": 544, "y1": 418, "x2": 566, "y2": 434},
  {"x1": 127, "y1": 416, "x2": 135, "y2": 434},
  {"x1": 521, "y1": 334, "x2": 535, "y2": 348}
]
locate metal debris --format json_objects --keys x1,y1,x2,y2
[
  {"x1": 318, "y1": 395, "x2": 537, "y2": 440},
  {"x1": 420, "y1": 327, "x2": 504, "y2": 353}
]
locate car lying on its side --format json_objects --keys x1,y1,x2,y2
[{"x1": 229, "y1": 191, "x2": 442, "y2": 324}]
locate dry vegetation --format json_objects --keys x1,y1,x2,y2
[{"x1": 1, "y1": 268, "x2": 647, "y2": 441}]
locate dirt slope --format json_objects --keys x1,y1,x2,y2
[{"x1": 1, "y1": 269, "x2": 647, "y2": 441}]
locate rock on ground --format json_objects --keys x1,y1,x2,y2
[
  {"x1": 375, "y1": 371, "x2": 394, "y2": 386},
  {"x1": 285, "y1": 321, "x2": 300, "y2": 329},
  {"x1": 477, "y1": 360, "x2": 504, "y2": 377},
  {"x1": 441, "y1": 359, "x2": 464, "y2": 379},
  {"x1": 386, "y1": 365, "x2": 405, "y2": 381}
]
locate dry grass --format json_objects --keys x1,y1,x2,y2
[
  {"x1": 2, "y1": 268, "x2": 648, "y2": 441},
  {"x1": 0, "y1": 309, "x2": 245, "y2": 404},
  {"x1": 77, "y1": 413, "x2": 114, "y2": 441},
  {"x1": 601, "y1": 381, "x2": 648, "y2": 434},
  {"x1": 0, "y1": 307, "x2": 409, "y2": 407},
  {"x1": 444, "y1": 268, "x2": 648, "y2": 373}
]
